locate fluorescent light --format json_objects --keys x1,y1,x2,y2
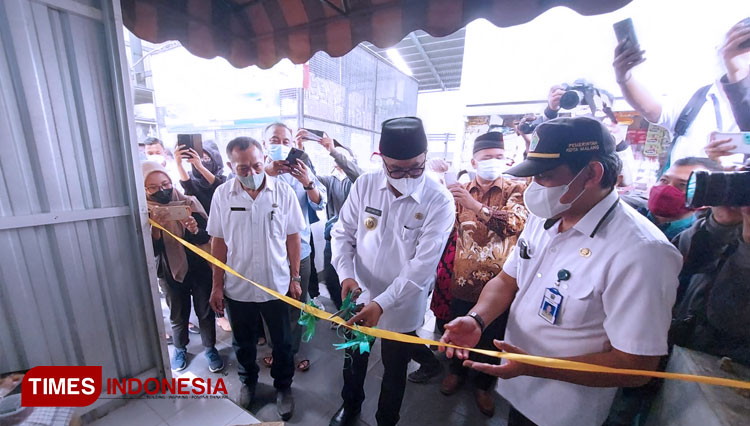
[{"x1": 386, "y1": 48, "x2": 413, "y2": 76}]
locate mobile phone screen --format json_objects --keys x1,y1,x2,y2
[{"x1": 613, "y1": 18, "x2": 638, "y2": 49}]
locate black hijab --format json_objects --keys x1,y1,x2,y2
[{"x1": 190, "y1": 140, "x2": 225, "y2": 189}]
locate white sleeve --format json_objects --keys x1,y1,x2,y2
[
  {"x1": 372, "y1": 195, "x2": 456, "y2": 312},
  {"x1": 206, "y1": 190, "x2": 223, "y2": 238},
  {"x1": 654, "y1": 95, "x2": 681, "y2": 132},
  {"x1": 284, "y1": 187, "x2": 306, "y2": 235},
  {"x1": 331, "y1": 177, "x2": 361, "y2": 282},
  {"x1": 602, "y1": 241, "x2": 682, "y2": 356}
]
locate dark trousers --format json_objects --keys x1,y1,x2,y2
[
  {"x1": 165, "y1": 270, "x2": 216, "y2": 351},
  {"x1": 449, "y1": 298, "x2": 508, "y2": 390},
  {"x1": 290, "y1": 256, "x2": 312, "y2": 355},
  {"x1": 323, "y1": 238, "x2": 343, "y2": 309},
  {"x1": 308, "y1": 237, "x2": 320, "y2": 298},
  {"x1": 508, "y1": 406, "x2": 538, "y2": 426},
  {"x1": 342, "y1": 331, "x2": 418, "y2": 426},
  {"x1": 410, "y1": 343, "x2": 440, "y2": 367},
  {"x1": 225, "y1": 297, "x2": 294, "y2": 390}
]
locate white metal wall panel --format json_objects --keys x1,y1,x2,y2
[{"x1": 0, "y1": 0, "x2": 165, "y2": 387}]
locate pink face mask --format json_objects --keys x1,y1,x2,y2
[{"x1": 648, "y1": 184, "x2": 693, "y2": 218}]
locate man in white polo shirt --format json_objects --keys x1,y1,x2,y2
[
  {"x1": 441, "y1": 117, "x2": 682, "y2": 426},
  {"x1": 328, "y1": 117, "x2": 455, "y2": 426},
  {"x1": 207, "y1": 137, "x2": 305, "y2": 421}
]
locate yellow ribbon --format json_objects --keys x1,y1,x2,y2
[{"x1": 149, "y1": 219, "x2": 750, "y2": 390}]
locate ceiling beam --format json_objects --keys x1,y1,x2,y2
[{"x1": 408, "y1": 32, "x2": 445, "y2": 91}]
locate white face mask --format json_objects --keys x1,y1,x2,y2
[
  {"x1": 237, "y1": 172, "x2": 265, "y2": 190},
  {"x1": 147, "y1": 154, "x2": 166, "y2": 166},
  {"x1": 523, "y1": 168, "x2": 587, "y2": 219},
  {"x1": 385, "y1": 172, "x2": 425, "y2": 197},
  {"x1": 267, "y1": 144, "x2": 291, "y2": 162},
  {"x1": 476, "y1": 158, "x2": 508, "y2": 181}
]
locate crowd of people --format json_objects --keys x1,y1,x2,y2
[{"x1": 140, "y1": 19, "x2": 750, "y2": 426}]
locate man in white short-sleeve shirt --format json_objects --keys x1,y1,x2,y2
[
  {"x1": 207, "y1": 137, "x2": 305, "y2": 421},
  {"x1": 441, "y1": 117, "x2": 682, "y2": 426}
]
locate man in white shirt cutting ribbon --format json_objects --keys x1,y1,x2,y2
[
  {"x1": 329, "y1": 117, "x2": 455, "y2": 426},
  {"x1": 441, "y1": 117, "x2": 682, "y2": 426}
]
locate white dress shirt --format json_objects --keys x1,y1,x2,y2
[
  {"x1": 207, "y1": 176, "x2": 305, "y2": 303},
  {"x1": 656, "y1": 81, "x2": 741, "y2": 164},
  {"x1": 499, "y1": 189, "x2": 682, "y2": 426},
  {"x1": 331, "y1": 169, "x2": 455, "y2": 333}
]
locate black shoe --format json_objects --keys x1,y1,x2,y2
[
  {"x1": 239, "y1": 384, "x2": 254, "y2": 408},
  {"x1": 329, "y1": 404, "x2": 360, "y2": 426},
  {"x1": 407, "y1": 362, "x2": 442, "y2": 384},
  {"x1": 276, "y1": 388, "x2": 294, "y2": 421}
]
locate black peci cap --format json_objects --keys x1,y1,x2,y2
[
  {"x1": 379, "y1": 117, "x2": 428, "y2": 160},
  {"x1": 473, "y1": 132, "x2": 504, "y2": 153},
  {"x1": 506, "y1": 116, "x2": 616, "y2": 177}
]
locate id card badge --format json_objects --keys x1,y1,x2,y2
[{"x1": 538, "y1": 287, "x2": 563, "y2": 325}]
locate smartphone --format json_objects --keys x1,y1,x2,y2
[
  {"x1": 613, "y1": 18, "x2": 638, "y2": 50},
  {"x1": 285, "y1": 147, "x2": 306, "y2": 165},
  {"x1": 177, "y1": 134, "x2": 203, "y2": 158},
  {"x1": 444, "y1": 170, "x2": 458, "y2": 186},
  {"x1": 741, "y1": 18, "x2": 750, "y2": 49},
  {"x1": 713, "y1": 132, "x2": 750, "y2": 155},
  {"x1": 301, "y1": 128, "x2": 325, "y2": 142},
  {"x1": 150, "y1": 205, "x2": 191, "y2": 221}
]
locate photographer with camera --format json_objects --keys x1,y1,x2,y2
[
  {"x1": 670, "y1": 169, "x2": 750, "y2": 365},
  {"x1": 613, "y1": 19, "x2": 750, "y2": 165}
]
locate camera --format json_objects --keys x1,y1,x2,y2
[
  {"x1": 519, "y1": 116, "x2": 544, "y2": 134},
  {"x1": 560, "y1": 80, "x2": 597, "y2": 110},
  {"x1": 686, "y1": 170, "x2": 750, "y2": 208}
]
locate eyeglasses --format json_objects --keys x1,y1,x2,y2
[
  {"x1": 145, "y1": 182, "x2": 172, "y2": 193},
  {"x1": 381, "y1": 158, "x2": 426, "y2": 179}
]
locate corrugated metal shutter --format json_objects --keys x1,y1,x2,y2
[{"x1": 0, "y1": 0, "x2": 165, "y2": 392}]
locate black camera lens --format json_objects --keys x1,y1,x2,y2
[
  {"x1": 686, "y1": 170, "x2": 750, "y2": 208},
  {"x1": 560, "y1": 90, "x2": 582, "y2": 110}
]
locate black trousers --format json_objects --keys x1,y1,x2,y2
[
  {"x1": 323, "y1": 237, "x2": 343, "y2": 309},
  {"x1": 164, "y1": 269, "x2": 215, "y2": 351},
  {"x1": 448, "y1": 298, "x2": 508, "y2": 390},
  {"x1": 225, "y1": 297, "x2": 293, "y2": 390},
  {"x1": 508, "y1": 406, "x2": 538, "y2": 426},
  {"x1": 342, "y1": 331, "x2": 420, "y2": 426}
]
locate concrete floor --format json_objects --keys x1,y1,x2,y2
[{"x1": 164, "y1": 294, "x2": 511, "y2": 426}]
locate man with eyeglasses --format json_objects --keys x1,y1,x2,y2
[{"x1": 328, "y1": 117, "x2": 455, "y2": 426}]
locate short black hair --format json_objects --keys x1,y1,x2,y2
[
  {"x1": 144, "y1": 137, "x2": 163, "y2": 147},
  {"x1": 226, "y1": 136, "x2": 263, "y2": 158},
  {"x1": 671, "y1": 156, "x2": 723, "y2": 172},
  {"x1": 568, "y1": 152, "x2": 622, "y2": 189},
  {"x1": 264, "y1": 122, "x2": 293, "y2": 139}
]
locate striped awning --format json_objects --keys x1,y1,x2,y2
[{"x1": 121, "y1": 0, "x2": 632, "y2": 69}]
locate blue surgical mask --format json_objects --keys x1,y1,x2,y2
[
  {"x1": 237, "y1": 172, "x2": 265, "y2": 190},
  {"x1": 267, "y1": 144, "x2": 291, "y2": 162}
]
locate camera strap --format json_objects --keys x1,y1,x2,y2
[{"x1": 662, "y1": 84, "x2": 712, "y2": 174}]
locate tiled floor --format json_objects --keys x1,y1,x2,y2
[{"x1": 88, "y1": 290, "x2": 510, "y2": 425}]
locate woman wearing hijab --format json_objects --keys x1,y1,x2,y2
[
  {"x1": 143, "y1": 161, "x2": 224, "y2": 373},
  {"x1": 175, "y1": 139, "x2": 227, "y2": 214}
]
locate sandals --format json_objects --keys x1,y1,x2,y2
[
  {"x1": 262, "y1": 356, "x2": 310, "y2": 371},
  {"x1": 297, "y1": 359, "x2": 310, "y2": 372}
]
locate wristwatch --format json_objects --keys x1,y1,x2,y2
[
  {"x1": 291, "y1": 275, "x2": 302, "y2": 283},
  {"x1": 303, "y1": 181, "x2": 316, "y2": 191},
  {"x1": 467, "y1": 312, "x2": 486, "y2": 333},
  {"x1": 478, "y1": 206, "x2": 491, "y2": 221}
]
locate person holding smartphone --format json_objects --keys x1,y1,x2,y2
[
  {"x1": 613, "y1": 18, "x2": 750, "y2": 166},
  {"x1": 174, "y1": 140, "x2": 227, "y2": 215},
  {"x1": 263, "y1": 122, "x2": 327, "y2": 373},
  {"x1": 143, "y1": 161, "x2": 224, "y2": 374}
]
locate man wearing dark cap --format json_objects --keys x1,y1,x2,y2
[
  {"x1": 440, "y1": 117, "x2": 682, "y2": 426},
  {"x1": 330, "y1": 117, "x2": 455, "y2": 426},
  {"x1": 438, "y1": 131, "x2": 528, "y2": 417}
]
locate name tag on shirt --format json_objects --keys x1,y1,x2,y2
[
  {"x1": 230, "y1": 207, "x2": 247, "y2": 211},
  {"x1": 539, "y1": 287, "x2": 563, "y2": 325},
  {"x1": 365, "y1": 206, "x2": 382, "y2": 217}
]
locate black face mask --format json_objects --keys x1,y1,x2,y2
[{"x1": 149, "y1": 188, "x2": 172, "y2": 204}]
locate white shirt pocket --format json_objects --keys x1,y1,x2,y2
[
  {"x1": 558, "y1": 280, "x2": 597, "y2": 328},
  {"x1": 398, "y1": 225, "x2": 421, "y2": 259}
]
